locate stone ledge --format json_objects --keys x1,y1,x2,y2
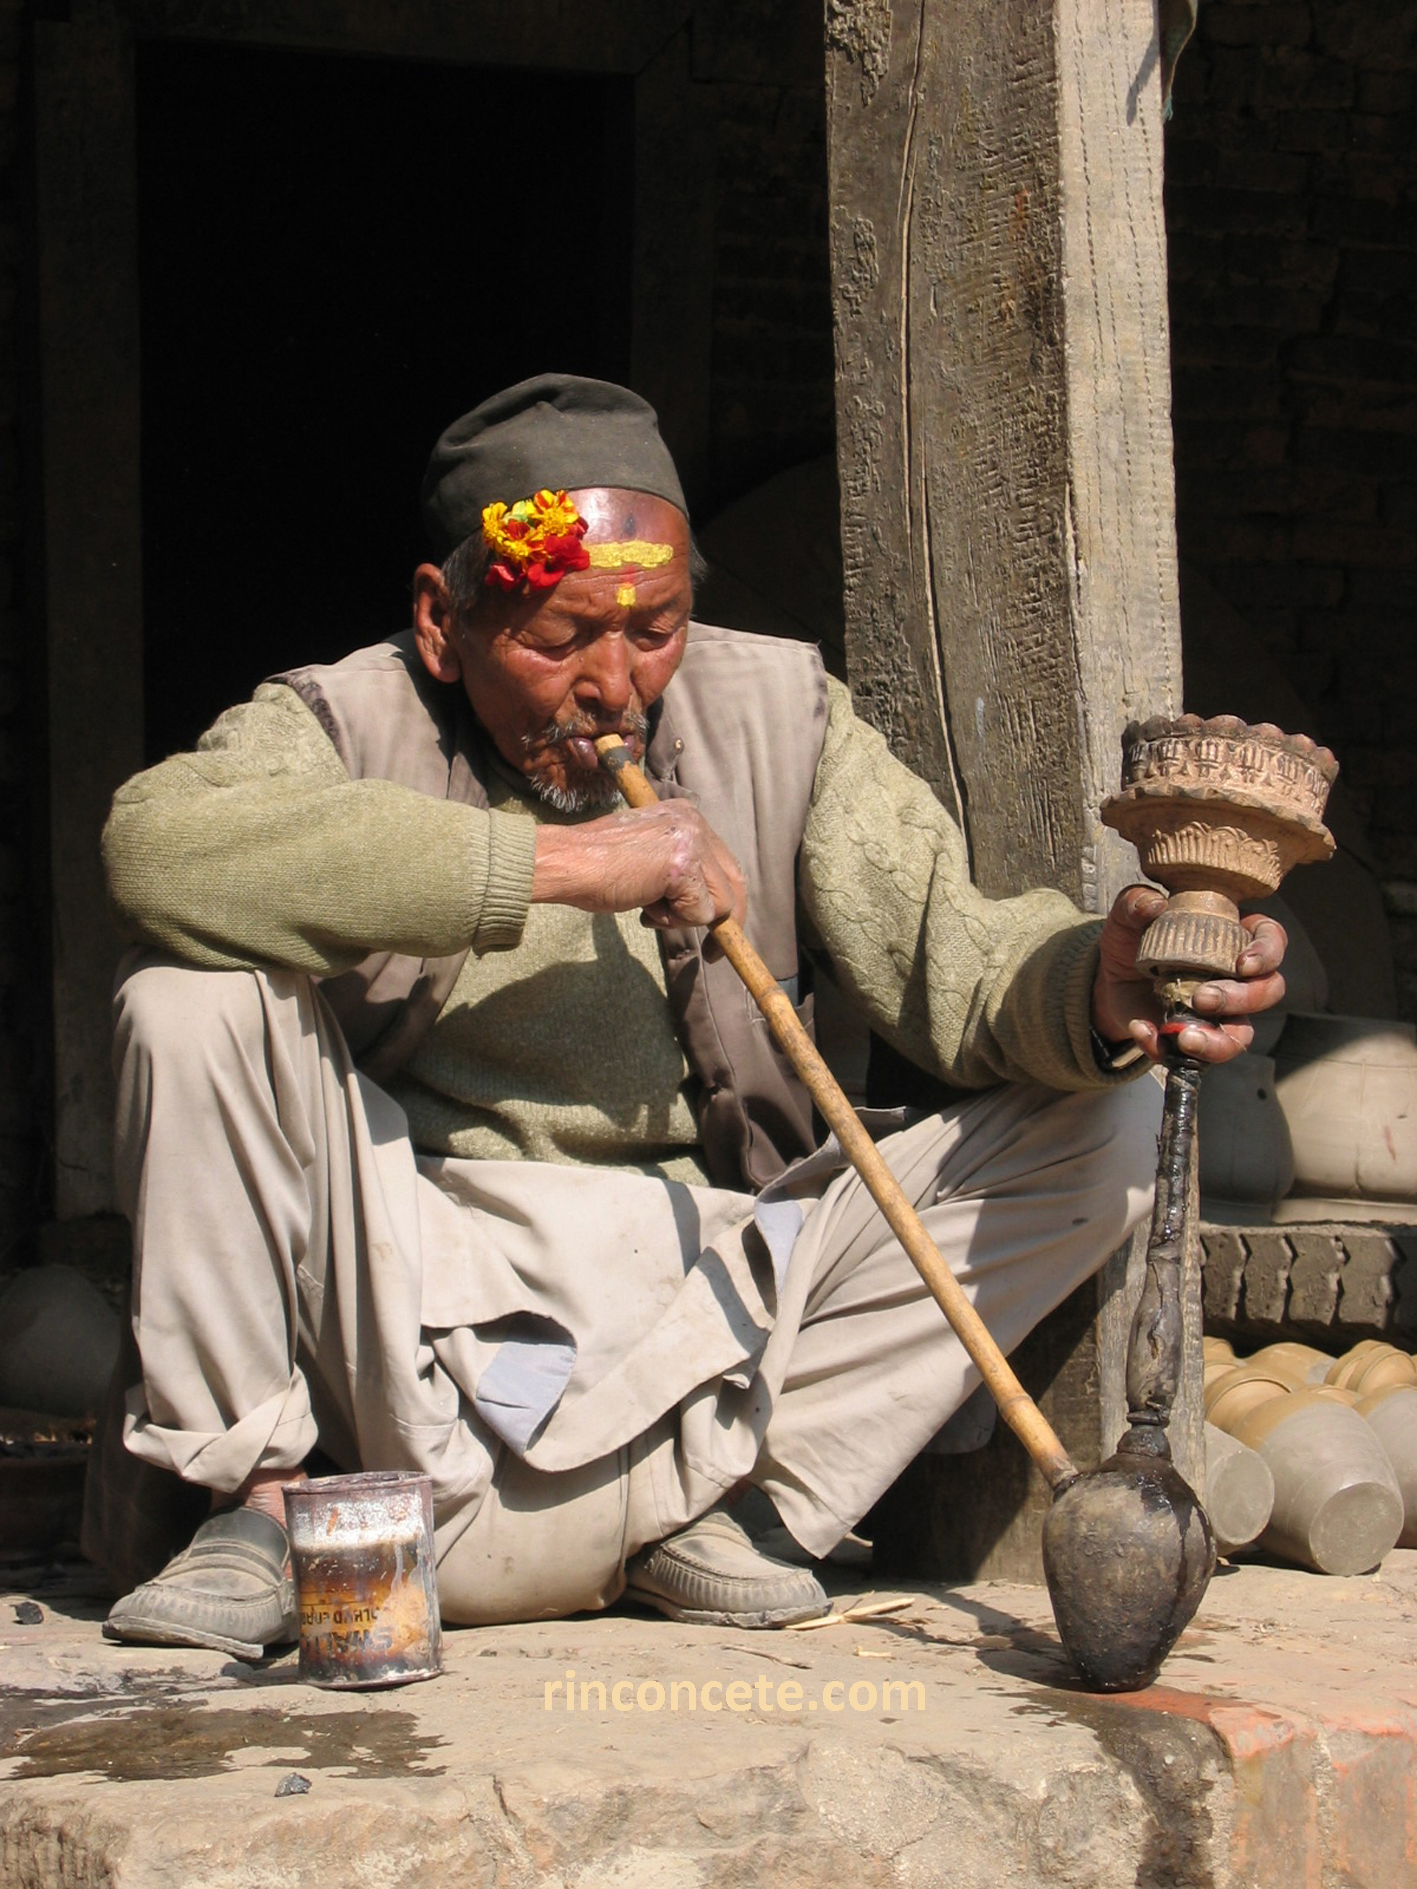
[{"x1": 2, "y1": 1553, "x2": 1414, "y2": 1888}]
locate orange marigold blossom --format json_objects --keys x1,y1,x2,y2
[{"x1": 481, "y1": 490, "x2": 591, "y2": 589}]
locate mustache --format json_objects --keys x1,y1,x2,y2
[{"x1": 526, "y1": 709, "x2": 650, "y2": 753}]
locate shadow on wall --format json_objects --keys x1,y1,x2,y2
[{"x1": 696, "y1": 457, "x2": 847, "y2": 679}]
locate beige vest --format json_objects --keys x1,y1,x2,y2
[{"x1": 273, "y1": 623, "x2": 831, "y2": 1189}]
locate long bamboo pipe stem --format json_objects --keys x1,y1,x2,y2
[{"x1": 595, "y1": 735, "x2": 1079, "y2": 1494}]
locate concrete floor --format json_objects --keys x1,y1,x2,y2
[{"x1": 2, "y1": 1548, "x2": 1415, "y2": 1888}]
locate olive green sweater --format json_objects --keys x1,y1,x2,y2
[{"x1": 103, "y1": 674, "x2": 1114, "y2": 1173}]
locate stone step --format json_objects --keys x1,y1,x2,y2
[{"x1": 2, "y1": 1552, "x2": 1414, "y2": 1887}]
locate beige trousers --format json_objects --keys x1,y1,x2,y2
[{"x1": 113, "y1": 956, "x2": 1161, "y2": 1625}]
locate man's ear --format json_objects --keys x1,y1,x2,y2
[{"x1": 412, "y1": 565, "x2": 463, "y2": 684}]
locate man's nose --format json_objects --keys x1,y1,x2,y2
[{"x1": 576, "y1": 634, "x2": 633, "y2": 718}]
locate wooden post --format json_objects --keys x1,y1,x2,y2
[{"x1": 827, "y1": 0, "x2": 1195, "y2": 1577}]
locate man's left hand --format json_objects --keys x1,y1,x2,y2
[{"x1": 1092, "y1": 885, "x2": 1288, "y2": 1066}]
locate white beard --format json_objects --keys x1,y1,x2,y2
[{"x1": 528, "y1": 769, "x2": 626, "y2": 816}]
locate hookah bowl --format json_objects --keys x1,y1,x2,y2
[{"x1": 1101, "y1": 714, "x2": 1338, "y2": 1004}]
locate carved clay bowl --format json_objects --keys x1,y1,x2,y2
[{"x1": 1101, "y1": 715, "x2": 1338, "y2": 903}]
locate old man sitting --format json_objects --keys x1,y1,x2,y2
[{"x1": 94, "y1": 374, "x2": 1283, "y2": 1657}]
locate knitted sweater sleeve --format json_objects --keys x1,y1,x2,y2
[
  {"x1": 102, "y1": 683, "x2": 537, "y2": 973},
  {"x1": 800, "y1": 677, "x2": 1116, "y2": 1093}
]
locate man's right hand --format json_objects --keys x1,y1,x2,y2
[{"x1": 532, "y1": 803, "x2": 747, "y2": 933}]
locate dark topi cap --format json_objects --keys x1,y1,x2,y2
[{"x1": 421, "y1": 373, "x2": 688, "y2": 560}]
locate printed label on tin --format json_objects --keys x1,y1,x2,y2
[{"x1": 293, "y1": 1538, "x2": 441, "y2": 1685}]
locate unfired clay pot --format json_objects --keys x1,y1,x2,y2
[
  {"x1": 1356, "y1": 1384, "x2": 1417, "y2": 1549},
  {"x1": 1326, "y1": 1342, "x2": 1417, "y2": 1395},
  {"x1": 1204, "y1": 1355, "x2": 1240, "y2": 1394},
  {"x1": 1231, "y1": 1386, "x2": 1404, "y2": 1575},
  {"x1": 1196, "y1": 1053, "x2": 1294, "y2": 1209},
  {"x1": 1325, "y1": 1340, "x2": 1385, "y2": 1386},
  {"x1": 1204, "y1": 1361, "x2": 1307, "y2": 1435},
  {"x1": 1274, "y1": 1013, "x2": 1417, "y2": 1202},
  {"x1": 1204, "y1": 1422, "x2": 1276, "y2": 1555},
  {"x1": 1273, "y1": 1196, "x2": 1417, "y2": 1227},
  {"x1": 1248, "y1": 1342, "x2": 1336, "y2": 1386}
]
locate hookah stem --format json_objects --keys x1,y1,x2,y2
[
  {"x1": 1127, "y1": 1024, "x2": 1205, "y2": 1443},
  {"x1": 1154, "y1": 1050, "x2": 1204, "y2": 1257}
]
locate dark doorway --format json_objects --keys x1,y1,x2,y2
[{"x1": 136, "y1": 41, "x2": 633, "y2": 762}]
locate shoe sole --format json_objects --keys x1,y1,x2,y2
[
  {"x1": 623, "y1": 1587, "x2": 830, "y2": 1629},
  {"x1": 102, "y1": 1613, "x2": 277, "y2": 1661}
]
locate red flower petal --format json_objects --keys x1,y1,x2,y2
[{"x1": 540, "y1": 534, "x2": 590, "y2": 570}]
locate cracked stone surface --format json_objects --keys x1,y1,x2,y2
[{"x1": 2, "y1": 1552, "x2": 1415, "y2": 1887}]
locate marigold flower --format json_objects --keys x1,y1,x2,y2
[{"x1": 481, "y1": 490, "x2": 590, "y2": 589}]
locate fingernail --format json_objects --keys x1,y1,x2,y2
[{"x1": 1193, "y1": 985, "x2": 1224, "y2": 1010}]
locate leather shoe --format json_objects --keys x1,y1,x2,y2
[
  {"x1": 624, "y1": 1506, "x2": 829, "y2": 1628},
  {"x1": 104, "y1": 1505, "x2": 297, "y2": 1660}
]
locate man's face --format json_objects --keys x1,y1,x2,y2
[{"x1": 415, "y1": 488, "x2": 692, "y2": 812}]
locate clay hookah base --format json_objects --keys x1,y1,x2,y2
[{"x1": 1042, "y1": 1441, "x2": 1216, "y2": 1692}]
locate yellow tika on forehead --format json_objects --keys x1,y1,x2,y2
[{"x1": 586, "y1": 541, "x2": 675, "y2": 571}]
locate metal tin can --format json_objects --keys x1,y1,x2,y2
[{"x1": 283, "y1": 1470, "x2": 442, "y2": 1688}]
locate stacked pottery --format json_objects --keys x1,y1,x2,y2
[
  {"x1": 1201, "y1": 1334, "x2": 1236, "y2": 1390},
  {"x1": 1204, "y1": 1339, "x2": 1413, "y2": 1573},
  {"x1": 1201, "y1": 1349, "x2": 1300, "y2": 1557},
  {"x1": 1203, "y1": 1426, "x2": 1276, "y2": 1557},
  {"x1": 1204, "y1": 1355, "x2": 1307, "y2": 1434},
  {"x1": 1357, "y1": 1383, "x2": 1417, "y2": 1548},
  {"x1": 1333, "y1": 1343, "x2": 1417, "y2": 1549},
  {"x1": 1230, "y1": 1385, "x2": 1402, "y2": 1576},
  {"x1": 1258, "y1": 1341, "x2": 1336, "y2": 1385},
  {"x1": 1326, "y1": 1341, "x2": 1417, "y2": 1395},
  {"x1": 1201, "y1": 1337, "x2": 1239, "y2": 1397}
]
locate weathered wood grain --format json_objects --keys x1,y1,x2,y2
[
  {"x1": 828, "y1": 0, "x2": 1188, "y2": 1577},
  {"x1": 827, "y1": 0, "x2": 1181, "y2": 907},
  {"x1": 824, "y1": 0, "x2": 964, "y2": 828}
]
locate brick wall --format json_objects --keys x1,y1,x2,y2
[
  {"x1": 0, "y1": 0, "x2": 39, "y2": 1263},
  {"x1": 1165, "y1": 0, "x2": 1417, "y2": 1012}
]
